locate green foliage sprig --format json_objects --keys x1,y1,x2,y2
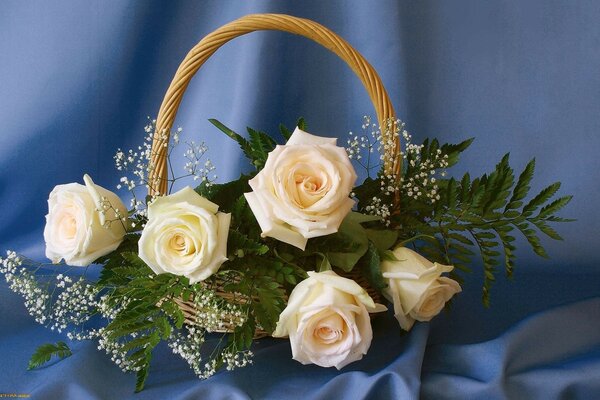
[
  {"x1": 28, "y1": 341, "x2": 72, "y2": 370},
  {"x1": 358, "y1": 137, "x2": 573, "y2": 307}
]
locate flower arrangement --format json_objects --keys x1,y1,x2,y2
[{"x1": 0, "y1": 14, "x2": 572, "y2": 392}]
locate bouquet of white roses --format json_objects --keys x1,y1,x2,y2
[{"x1": 0, "y1": 14, "x2": 572, "y2": 392}]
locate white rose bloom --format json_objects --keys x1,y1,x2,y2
[
  {"x1": 381, "y1": 246, "x2": 462, "y2": 331},
  {"x1": 273, "y1": 270, "x2": 386, "y2": 369},
  {"x1": 138, "y1": 186, "x2": 230, "y2": 283},
  {"x1": 245, "y1": 127, "x2": 357, "y2": 250},
  {"x1": 44, "y1": 174, "x2": 126, "y2": 266}
]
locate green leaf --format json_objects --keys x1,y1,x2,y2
[
  {"x1": 515, "y1": 223, "x2": 549, "y2": 259},
  {"x1": 209, "y1": 119, "x2": 253, "y2": 161},
  {"x1": 380, "y1": 250, "x2": 399, "y2": 261},
  {"x1": 352, "y1": 177, "x2": 383, "y2": 212},
  {"x1": 135, "y1": 363, "x2": 151, "y2": 393},
  {"x1": 441, "y1": 138, "x2": 474, "y2": 167},
  {"x1": 247, "y1": 127, "x2": 277, "y2": 169},
  {"x1": 365, "y1": 229, "x2": 398, "y2": 252},
  {"x1": 195, "y1": 175, "x2": 251, "y2": 212},
  {"x1": 537, "y1": 195, "x2": 573, "y2": 218},
  {"x1": 278, "y1": 123, "x2": 292, "y2": 141},
  {"x1": 120, "y1": 336, "x2": 154, "y2": 353},
  {"x1": 253, "y1": 278, "x2": 285, "y2": 334},
  {"x1": 325, "y1": 212, "x2": 379, "y2": 271},
  {"x1": 506, "y1": 158, "x2": 535, "y2": 210},
  {"x1": 121, "y1": 251, "x2": 151, "y2": 271},
  {"x1": 28, "y1": 342, "x2": 72, "y2": 370},
  {"x1": 446, "y1": 178, "x2": 458, "y2": 210},
  {"x1": 532, "y1": 220, "x2": 563, "y2": 241},
  {"x1": 357, "y1": 241, "x2": 387, "y2": 291},
  {"x1": 482, "y1": 154, "x2": 514, "y2": 217},
  {"x1": 397, "y1": 234, "x2": 436, "y2": 247},
  {"x1": 233, "y1": 317, "x2": 256, "y2": 350},
  {"x1": 228, "y1": 230, "x2": 269, "y2": 259},
  {"x1": 279, "y1": 118, "x2": 306, "y2": 142},
  {"x1": 523, "y1": 182, "x2": 561, "y2": 214},
  {"x1": 316, "y1": 253, "x2": 332, "y2": 272},
  {"x1": 296, "y1": 117, "x2": 307, "y2": 131},
  {"x1": 209, "y1": 119, "x2": 279, "y2": 169},
  {"x1": 448, "y1": 232, "x2": 474, "y2": 246},
  {"x1": 407, "y1": 142, "x2": 572, "y2": 307}
]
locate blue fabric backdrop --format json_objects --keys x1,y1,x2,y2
[{"x1": 1, "y1": 1, "x2": 599, "y2": 399}]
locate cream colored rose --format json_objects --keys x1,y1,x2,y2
[
  {"x1": 273, "y1": 271, "x2": 386, "y2": 369},
  {"x1": 381, "y1": 246, "x2": 462, "y2": 331},
  {"x1": 245, "y1": 127, "x2": 357, "y2": 250},
  {"x1": 44, "y1": 174, "x2": 126, "y2": 266},
  {"x1": 138, "y1": 186, "x2": 230, "y2": 283}
]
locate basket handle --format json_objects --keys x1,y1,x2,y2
[{"x1": 149, "y1": 13, "x2": 399, "y2": 196}]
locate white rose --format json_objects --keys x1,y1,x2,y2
[
  {"x1": 245, "y1": 127, "x2": 357, "y2": 250},
  {"x1": 381, "y1": 246, "x2": 462, "y2": 331},
  {"x1": 138, "y1": 186, "x2": 230, "y2": 283},
  {"x1": 273, "y1": 270, "x2": 386, "y2": 369},
  {"x1": 44, "y1": 174, "x2": 126, "y2": 266}
]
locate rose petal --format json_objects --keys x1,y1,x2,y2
[
  {"x1": 286, "y1": 127, "x2": 338, "y2": 146},
  {"x1": 245, "y1": 191, "x2": 308, "y2": 250}
]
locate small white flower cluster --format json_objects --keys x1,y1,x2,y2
[
  {"x1": 167, "y1": 286, "x2": 253, "y2": 379},
  {"x1": 114, "y1": 119, "x2": 157, "y2": 217},
  {"x1": 114, "y1": 120, "x2": 216, "y2": 222},
  {"x1": 346, "y1": 116, "x2": 383, "y2": 175},
  {"x1": 48, "y1": 276, "x2": 99, "y2": 333},
  {"x1": 348, "y1": 116, "x2": 450, "y2": 224},
  {"x1": 66, "y1": 295, "x2": 140, "y2": 371},
  {"x1": 1, "y1": 251, "x2": 50, "y2": 324},
  {"x1": 114, "y1": 119, "x2": 154, "y2": 189},
  {"x1": 400, "y1": 129, "x2": 448, "y2": 203},
  {"x1": 96, "y1": 327, "x2": 141, "y2": 372},
  {"x1": 168, "y1": 323, "x2": 253, "y2": 379},
  {"x1": 65, "y1": 292, "x2": 131, "y2": 340},
  {"x1": 364, "y1": 196, "x2": 391, "y2": 221},
  {"x1": 168, "y1": 327, "x2": 205, "y2": 377},
  {"x1": 67, "y1": 328, "x2": 101, "y2": 341},
  {"x1": 192, "y1": 289, "x2": 246, "y2": 332},
  {"x1": 0, "y1": 250, "x2": 23, "y2": 277},
  {"x1": 97, "y1": 293, "x2": 130, "y2": 320},
  {"x1": 183, "y1": 140, "x2": 216, "y2": 184},
  {"x1": 222, "y1": 348, "x2": 253, "y2": 371},
  {"x1": 95, "y1": 196, "x2": 127, "y2": 229},
  {"x1": 347, "y1": 117, "x2": 402, "y2": 225}
]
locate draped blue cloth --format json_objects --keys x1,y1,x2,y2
[{"x1": 1, "y1": 1, "x2": 599, "y2": 399}]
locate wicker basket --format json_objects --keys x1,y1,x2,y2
[{"x1": 147, "y1": 14, "x2": 400, "y2": 336}]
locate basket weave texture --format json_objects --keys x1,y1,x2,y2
[{"x1": 148, "y1": 14, "x2": 399, "y2": 336}]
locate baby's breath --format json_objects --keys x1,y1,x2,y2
[
  {"x1": 350, "y1": 116, "x2": 449, "y2": 225},
  {"x1": 346, "y1": 116, "x2": 383, "y2": 177},
  {"x1": 96, "y1": 327, "x2": 141, "y2": 372},
  {"x1": 0, "y1": 251, "x2": 98, "y2": 333},
  {"x1": 348, "y1": 116, "x2": 403, "y2": 225},
  {"x1": 0, "y1": 251, "x2": 50, "y2": 324},
  {"x1": 183, "y1": 141, "x2": 216, "y2": 184},
  {"x1": 168, "y1": 326, "x2": 206, "y2": 377},
  {"x1": 114, "y1": 118, "x2": 157, "y2": 218},
  {"x1": 114, "y1": 119, "x2": 216, "y2": 222},
  {"x1": 48, "y1": 276, "x2": 99, "y2": 333},
  {"x1": 192, "y1": 288, "x2": 246, "y2": 332},
  {"x1": 399, "y1": 128, "x2": 448, "y2": 204}
]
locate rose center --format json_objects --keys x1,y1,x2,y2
[
  {"x1": 169, "y1": 233, "x2": 195, "y2": 256},
  {"x1": 418, "y1": 290, "x2": 444, "y2": 316},
  {"x1": 58, "y1": 214, "x2": 77, "y2": 241},
  {"x1": 291, "y1": 170, "x2": 329, "y2": 208},
  {"x1": 313, "y1": 314, "x2": 345, "y2": 344},
  {"x1": 296, "y1": 174, "x2": 322, "y2": 192}
]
